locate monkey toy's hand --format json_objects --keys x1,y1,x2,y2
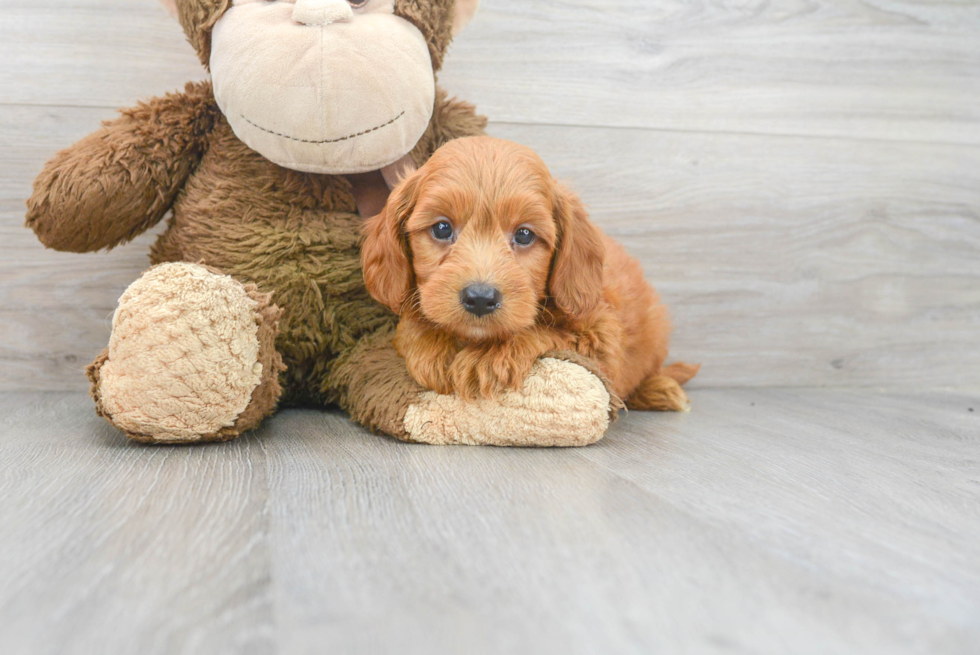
[{"x1": 336, "y1": 331, "x2": 619, "y2": 448}]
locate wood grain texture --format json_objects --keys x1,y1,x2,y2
[
  {"x1": 0, "y1": 393, "x2": 274, "y2": 655},
  {"x1": 4, "y1": 1, "x2": 978, "y2": 142},
  {"x1": 0, "y1": 389, "x2": 977, "y2": 653},
  {"x1": 440, "y1": 0, "x2": 980, "y2": 143},
  {"x1": 1, "y1": 0, "x2": 979, "y2": 390},
  {"x1": 490, "y1": 123, "x2": 980, "y2": 388},
  {"x1": 0, "y1": 2, "x2": 205, "y2": 109}
]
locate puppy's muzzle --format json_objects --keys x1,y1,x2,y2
[{"x1": 461, "y1": 284, "x2": 502, "y2": 317}]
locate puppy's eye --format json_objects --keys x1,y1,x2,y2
[
  {"x1": 513, "y1": 227, "x2": 536, "y2": 246},
  {"x1": 431, "y1": 220, "x2": 454, "y2": 241},
  {"x1": 348, "y1": 0, "x2": 368, "y2": 6}
]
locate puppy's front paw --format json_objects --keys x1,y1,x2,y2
[
  {"x1": 396, "y1": 321, "x2": 457, "y2": 395},
  {"x1": 406, "y1": 357, "x2": 454, "y2": 396},
  {"x1": 448, "y1": 342, "x2": 537, "y2": 400}
]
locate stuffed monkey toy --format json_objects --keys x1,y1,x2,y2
[{"x1": 25, "y1": 0, "x2": 617, "y2": 446}]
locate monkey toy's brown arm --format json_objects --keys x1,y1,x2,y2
[
  {"x1": 26, "y1": 81, "x2": 219, "y2": 253},
  {"x1": 330, "y1": 327, "x2": 620, "y2": 447}
]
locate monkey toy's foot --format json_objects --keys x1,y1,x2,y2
[
  {"x1": 87, "y1": 262, "x2": 284, "y2": 443},
  {"x1": 401, "y1": 352, "x2": 622, "y2": 447}
]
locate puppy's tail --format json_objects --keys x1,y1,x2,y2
[
  {"x1": 663, "y1": 362, "x2": 700, "y2": 385},
  {"x1": 625, "y1": 362, "x2": 700, "y2": 412}
]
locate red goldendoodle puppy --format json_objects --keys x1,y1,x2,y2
[{"x1": 361, "y1": 136, "x2": 698, "y2": 409}]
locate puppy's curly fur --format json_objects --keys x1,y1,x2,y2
[{"x1": 362, "y1": 136, "x2": 698, "y2": 408}]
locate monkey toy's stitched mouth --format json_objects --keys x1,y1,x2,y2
[{"x1": 240, "y1": 111, "x2": 406, "y2": 144}]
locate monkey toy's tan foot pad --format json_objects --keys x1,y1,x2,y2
[
  {"x1": 402, "y1": 353, "x2": 622, "y2": 447},
  {"x1": 87, "y1": 262, "x2": 284, "y2": 443}
]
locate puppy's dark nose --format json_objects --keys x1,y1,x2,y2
[{"x1": 461, "y1": 284, "x2": 502, "y2": 317}]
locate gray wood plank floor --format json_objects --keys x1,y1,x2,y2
[{"x1": 1, "y1": 389, "x2": 977, "y2": 654}]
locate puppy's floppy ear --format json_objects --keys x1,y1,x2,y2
[
  {"x1": 549, "y1": 182, "x2": 605, "y2": 320},
  {"x1": 361, "y1": 171, "x2": 421, "y2": 313}
]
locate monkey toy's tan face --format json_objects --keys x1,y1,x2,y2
[{"x1": 210, "y1": 0, "x2": 436, "y2": 174}]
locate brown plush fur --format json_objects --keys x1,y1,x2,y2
[
  {"x1": 362, "y1": 137, "x2": 698, "y2": 408},
  {"x1": 26, "y1": 81, "x2": 220, "y2": 253},
  {"x1": 174, "y1": 0, "x2": 231, "y2": 67},
  {"x1": 394, "y1": 0, "x2": 456, "y2": 72},
  {"x1": 27, "y1": 0, "x2": 488, "y2": 440}
]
